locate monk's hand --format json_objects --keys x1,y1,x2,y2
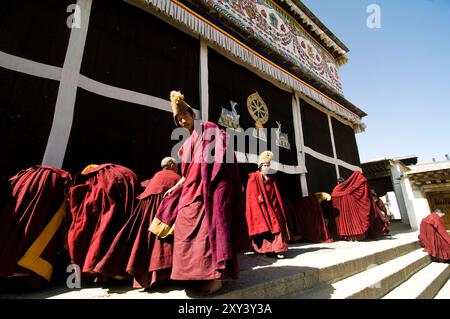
[{"x1": 164, "y1": 186, "x2": 175, "y2": 198}]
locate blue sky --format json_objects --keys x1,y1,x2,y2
[{"x1": 301, "y1": 0, "x2": 450, "y2": 163}]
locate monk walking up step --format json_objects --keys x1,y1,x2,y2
[
  {"x1": 94, "y1": 157, "x2": 181, "y2": 288},
  {"x1": 419, "y1": 208, "x2": 450, "y2": 262},
  {"x1": 67, "y1": 163, "x2": 140, "y2": 283},
  {"x1": 245, "y1": 151, "x2": 290, "y2": 259}
]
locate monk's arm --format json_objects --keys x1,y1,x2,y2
[{"x1": 163, "y1": 176, "x2": 185, "y2": 197}]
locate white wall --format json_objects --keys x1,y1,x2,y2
[
  {"x1": 400, "y1": 177, "x2": 431, "y2": 230},
  {"x1": 383, "y1": 192, "x2": 401, "y2": 220}
]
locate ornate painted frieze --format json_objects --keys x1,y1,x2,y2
[{"x1": 201, "y1": 0, "x2": 344, "y2": 94}]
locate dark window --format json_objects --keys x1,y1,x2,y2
[
  {"x1": 339, "y1": 165, "x2": 356, "y2": 180},
  {"x1": 81, "y1": 0, "x2": 200, "y2": 105},
  {"x1": 305, "y1": 154, "x2": 337, "y2": 194},
  {"x1": 300, "y1": 99, "x2": 333, "y2": 157},
  {"x1": 332, "y1": 118, "x2": 361, "y2": 166},
  {"x1": 63, "y1": 88, "x2": 177, "y2": 180},
  {"x1": 0, "y1": 68, "x2": 59, "y2": 177},
  {"x1": 0, "y1": 0, "x2": 72, "y2": 66}
]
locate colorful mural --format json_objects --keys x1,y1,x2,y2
[{"x1": 202, "y1": 0, "x2": 344, "y2": 94}]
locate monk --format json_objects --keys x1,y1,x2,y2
[
  {"x1": 418, "y1": 209, "x2": 450, "y2": 262},
  {"x1": 154, "y1": 90, "x2": 247, "y2": 294},
  {"x1": 292, "y1": 192, "x2": 333, "y2": 243},
  {"x1": 330, "y1": 171, "x2": 376, "y2": 241},
  {"x1": 368, "y1": 190, "x2": 390, "y2": 238},
  {"x1": 245, "y1": 151, "x2": 290, "y2": 258},
  {"x1": 0, "y1": 166, "x2": 71, "y2": 288},
  {"x1": 67, "y1": 163, "x2": 140, "y2": 282},
  {"x1": 94, "y1": 157, "x2": 181, "y2": 288}
]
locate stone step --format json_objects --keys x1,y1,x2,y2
[
  {"x1": 383, "y1": 262, "x2": 450, "y2": 299},
  {"x1": 282, "y1": 249, "x2": 430, "y2": 299},
  {"x1": 215, "y1": 233, "x2": 420, "y2": 299},
  {"x1": 434, "y1": 277, "x2": 450, "y2": 299}
]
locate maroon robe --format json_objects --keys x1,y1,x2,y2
[
  {"x1": 283, "y1": 198, "x2": 303, "y2": 242},
  {"x1": 67, "y1": 163, "x2": 140, "y2": 277},
  {"x1": 246, "y1": 172, "x2": 289, "y2": 254},
  {"x1": 169, "y1": 121, "x2": 248, "y2": 281},
  {"x1": 0, "y1": 166, "x2": 71, "y2": 288},
  {"x1": 93, "y1": 169, "x2": 180, "y2": 287},
  {"x1": 367, "y1": 201, "x2": 390, "y2": 238},
  {"x1": 331, "y1": 171, "x2": 376, "y2": 241},
  {"x1": 419, "y1": 213, "x2": 450, "y2": 262},
  {"x1": 292, "y1": 196, "x2": 333, "y2": 243}
]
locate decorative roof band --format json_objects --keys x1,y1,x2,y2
[
  {"x1": 280, "y1": 0, "x2": 349, "y2": 61},
  {"x1": 142, "y1": 0, "x2": 365, "y2": 132},
  {"x1": 199, "y1": 0, "x2": 344, "y2": 95}
]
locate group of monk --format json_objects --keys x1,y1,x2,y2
[{"x1": 0, "y1": 91, "x2": 405, "y2": 295}]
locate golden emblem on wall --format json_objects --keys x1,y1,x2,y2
[{"x1": 247, "y1": 92, "x2": 269, "y2": 141}]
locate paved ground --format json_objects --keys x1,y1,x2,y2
[{"x1": 0, "y1": 223, "x2": 417, "y2": 299}]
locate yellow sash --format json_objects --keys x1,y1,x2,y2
[
  {"x1": 17, "y1": 199, "x2": 68, "y2": 281},
  {"x1": 149, "y1": 218, "x2": 175, "y2": 238}
]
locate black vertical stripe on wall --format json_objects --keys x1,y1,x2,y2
[
  {"x1": 80, "y1": 0, "x2": 200, "y2": 106},
  {"x1": 207, "y1": 48, "x2": 298, "y2": 166},
  {"x1": 63, "y1": 88, "x2": 178, "y2": 180},
  {"x1": 300, "y1": 98, "x2": 334, "y2": 158},
  {"x1": 332, "y1": 117, "x2": 361, "y2": 166},
  {"x1": 0, "y1": 68, "x2": 59, "y2": 177},
  {"x1": 305, "y1": 153, "x2": 337, "y2": 194},
  {"x1": 0, "y1": 0, "x2": 72, "y2": 67}
]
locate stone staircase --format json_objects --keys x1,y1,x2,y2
[
  {"x1": 213, "y1": 222, "x2": 450, "y2": 299},
  {"x1": 271, "y1": 232, "x2": 450, "y2": 299},
  {"x1": 1, "y1": 224, "x2": 449, "y2": 299}
]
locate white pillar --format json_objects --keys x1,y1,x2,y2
[
  {"x1": 42, "y1": 0, "x2": 93, "y2": 167},
  {"x1": 293, "y1": 92, "x2": 308, "y2": 197},
  {"x1": 199, "y1": 39, "x2": 209, "y2": 121},
  {"x1": 328, "y1": 114, "x2": 340, "y2": 179},
  {"x1": 390, "y1": 163, "x2": 411, "y2": 225}
]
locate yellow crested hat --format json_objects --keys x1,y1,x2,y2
[
  {"x1": 257, "y1": 151, "x2": 273, "y2": 166},
  {"x1": 314, "y1": 192, "x2": 331, "y2": 202},
  {"x1": 170, "y1": 90, "x2": 192, "y2": 126}
]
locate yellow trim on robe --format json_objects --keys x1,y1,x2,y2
[
  {"x1": 17, "y1": 199, "x2": 68, "y2": 282},
  {"x1": 149, "y1": 218, "x2": 175, "y2": 238},
  {"x1": 81, "y1": 164, "x2": 98, "y2": 174}
]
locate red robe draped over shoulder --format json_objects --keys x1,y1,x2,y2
[
  {"x1": 331, "y1": 171, "x2": 375, "y2": 241},
  {"x1": 93, "y1": 169, "x2": 180, "y2": 287},
  {"x1": 246, "y1": 172, "x2": 289, "y2": 254},
  {"x1": 67, "y1": 163, "x2": 139, "y2": 277},
  {"x1": 419, "y1": 213, "x2": 450, "y2": 262},
  {"x1": 0, "y1": 166, "x2": 71, "y2": 287}
]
